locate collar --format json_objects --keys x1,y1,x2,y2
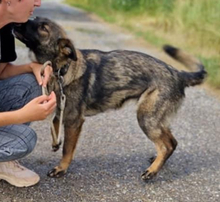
[{"x1": 54, "y1": 62, "x2": 71, "y2": 77}]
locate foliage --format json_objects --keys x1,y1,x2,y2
[{"x1": 66, "y1": 0, "x2": 220, "y2": 88}]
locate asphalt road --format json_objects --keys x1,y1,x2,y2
[{"x1": 0, "y1": 1, "x2": 219, "y2": 202}]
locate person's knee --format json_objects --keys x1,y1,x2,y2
[
  {"x1": 0, "y1": 125, "x2": 37, "y2": 162},
  {"x1": 19, "y1": 127, "x2": 37, "y2": 157},
  {"x1": 7, "y1": 74, "x2": 41, "y2": 111},
  {"x1": 0, "y1": 73, "x2": 41, "y2": 112}
]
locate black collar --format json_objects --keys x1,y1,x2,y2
[{"x1": 54, "y1": 62, "x2": 71, "y2": 77}]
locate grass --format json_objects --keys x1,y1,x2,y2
[{"x1": 65, "y1": 0, "x2": 220, "y2": 88}]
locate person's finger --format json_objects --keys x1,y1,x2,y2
[
  {"x1": 43, "y1": 99, "x2": 57, "y2": 113},
  {"x1": 42, "y1": 65, "x2": 53, "y2": 87},
  {"x1": 42, "y1": 75, "x2": 49, "y2": 87},
  {"x1": 42, "y1": 92, "x2": 56, "y2": 105},
  {"x1": 35, "y1": 72, "x2": 43, "y2": 86},
  {"x1": 48, "y1": 103, "x2": 57, "y2": 113},
  {"x1": 48, "y1": 91, "x2": 56, "y2": 100},
  {"x1": 35, "y1": 95, "x2": 50, "y2": 103}
]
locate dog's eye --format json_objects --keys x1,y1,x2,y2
[{"x1": 39, "y1": 24, "x2": 48, "y2": 33}]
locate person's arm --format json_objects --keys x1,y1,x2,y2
[
  {"x1": 0, "y1": 91, "x2": 57, "y2": 127},
  {"x1": 0, "y1": 62, "x2": 32, "y2": 79},
  {"x1": 0, "y1": 62, "x2": 52, "y2": 87},
  {"x1": 0, "y1": 110, "x2": 24, "y2": 126}
]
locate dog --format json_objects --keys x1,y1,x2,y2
[{"x1": 13, "y1": 17, "x2": 207, "y2": 180}]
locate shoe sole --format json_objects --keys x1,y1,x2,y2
[{"x1": 0, "y1": 173, "x2": 40, "y2": 187}]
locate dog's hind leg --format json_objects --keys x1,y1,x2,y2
[
  {"x1": 48, "y1": 118, "x2": 85, "y2": 178},
  {"x1": 137, "y1": 88, "x2": 178, "y2": 180},
  {"x1": 141, "y1": 127, "x2": 177, "y2": 180}
]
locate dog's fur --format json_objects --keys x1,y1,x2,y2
[{"x1": 13, "y1": 17, "x2": 207, "y2": 180}]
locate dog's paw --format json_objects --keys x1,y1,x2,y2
[
  {"x1": 52, "y1": 141, "x2": 62, "y2": 152},
  {"x1": 47, "y1": 167, "x2": 66, "y2": 178},
  {"x1": 141, "y1": 170, "x2": 156, "y2": 181}
]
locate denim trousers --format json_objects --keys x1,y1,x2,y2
[{"x1": 0, "y1": 73, "x2": 41, "y2": 162}]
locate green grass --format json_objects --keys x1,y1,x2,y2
[
  {"x1": 199, "y1": 57, "x2": 220, "y2": 87},
  {"x1": 65, "y1": 0, "x2": 220, "y2": 88}
]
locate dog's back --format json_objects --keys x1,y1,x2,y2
[
  {"x1": 81, "y1": 47, "x2": 206, "y2": 116},
  {"x1": 80, "y1": 49, "x2": 183, "y2": 113}
]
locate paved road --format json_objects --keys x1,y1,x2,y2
[{"x1": 0, "y1": 1, "x2": 220, "y2": 202}]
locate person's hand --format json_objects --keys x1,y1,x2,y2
[
  {"x1": 20, "y1": 91, "x2": 57, "y2": 122},
  {"x1": 30, "y1": 62, "x2": 53, "y2": 87}
]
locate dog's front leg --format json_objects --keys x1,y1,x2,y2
[
  {"x1": 47, "y1": 118, "x2": 84, "y2": 178},
  {"x1": 51, "y1": 116, "x2": 62, "y2": 152}
]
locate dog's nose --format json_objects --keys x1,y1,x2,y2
[{"x1": 29, "y1": 16, "x2": 37, "y2": 21}]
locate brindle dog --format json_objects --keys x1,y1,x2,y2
[{"x1": 13, "y1": 17, "x2": 207, "y2": 180}]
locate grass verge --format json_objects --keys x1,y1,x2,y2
[{"x1": 65, "y1": 0, "x2": 220, "y2": 88}]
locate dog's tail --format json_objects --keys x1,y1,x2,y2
[{"x1": 163, "y1": 45, "x2": 207, "y2": 87}]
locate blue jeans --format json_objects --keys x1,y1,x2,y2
[{"x1": 0, "y1": 73, "x2": 41, "y2": 162}]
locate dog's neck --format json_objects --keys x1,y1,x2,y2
[
  {"x1": 54, "y1": 62, "x2": 71, "y2": 78},
  {"x1": 56, "y1": 50, "x2": 86, "y2": 87}
]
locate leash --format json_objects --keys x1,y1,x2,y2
[
  {"x1": 56, "y1": 68, "x2": 66, "y2": 149},
  {"x1": 41, "y1": 61, "x2": 52, "y2": 96},
  {"x1": 41, "y1": 61, "x2": 66, "y2": 150}
]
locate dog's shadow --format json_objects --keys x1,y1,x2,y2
[
  {"x1": 71, "y1": 150, "x2": 219, "y2": 182},
  {"x1": 30, "y1": 147, "x2": 219, "y2": 187}
]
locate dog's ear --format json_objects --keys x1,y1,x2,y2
[{"x1": 57, "y1": 38, "x2": 77, "y2": 61}]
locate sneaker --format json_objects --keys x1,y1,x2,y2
[{"x1": 0, "y1": 160, "x2": 40, "y2": 187}]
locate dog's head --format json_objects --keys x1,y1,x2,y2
[{"x1": 13, "y1": 17, "x2": 77, "y2": 71}]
